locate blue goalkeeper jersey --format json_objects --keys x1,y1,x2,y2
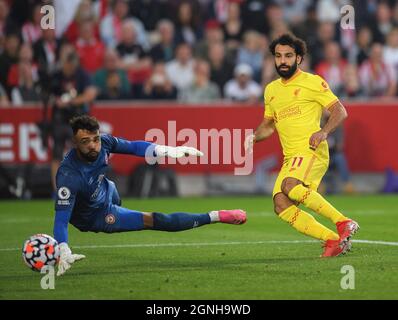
[{"x1": 54, "y1": 134, "x2": 154, "y2": 243}]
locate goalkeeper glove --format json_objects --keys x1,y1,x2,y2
[
  {"x1": 57, "y1": 243, "x2": 86, "y2": 276},
  {"x1": 155, "y1": 145, "x2": 204, "y2": 158}
]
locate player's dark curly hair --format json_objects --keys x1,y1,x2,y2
[
  {"x1": 70, "y1": 115, "x2": 100, "y2": 135},
  {"x1": 269, "y1": 33, "x2": 307, "y2": 60}
]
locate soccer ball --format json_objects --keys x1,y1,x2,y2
[{"x1": 22, "y1": 234, "x2": 60, "y2": 272}]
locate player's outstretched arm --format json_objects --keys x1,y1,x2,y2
[
  {"x1": 104, "y1": 135, "x2": 204, "y2": 159},
  {"x1": 53, "y1": 210, "x2": 85, "y2": 276},
  {"x1": 245, "y1": 117, "x2": 275, "y2": 154},
  {"x1": 309, "y1": 101, "x2": 347, "y2": 150}
]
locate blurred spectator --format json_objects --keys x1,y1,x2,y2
[
  {"x1": 116, "y1": 19, "x2": 151, "y2": 92},
  {"x1": 21, "y1": 3, "x2": 42, "y2": 44},
  {"x1": 129, "y1": 0, "x2": 171, "y2": 32},
  {"x1": 370, "y1": 1, "x2": 394, "y2": 44},
  {"x1": 127, "y1": 1, "x2": 151, "y2": 49},
  {"x1": 100, "y1": 0, "x2": 129, "y2": 48},
  {"x1": 75, "y1": 18, "x2": 105, "y2": 74},
  {"x1": 174, "y1": 1, "x2": 203, "y2": 46},
  {"x1": 240, "y1": 0, "x2": 268, "y2": 35},
  {"x1": 179, "y1": 59, "x2": 220, "y2": 102},
  {"x1": 165, "y1": 42, "x2": 195, "y2": 91},
  {"x1": 359, "y1": 42, "x2": 397, "y2": 97},
  {"x1": 383, "y1": 27, "x2": 398, "y2": 78},
  {"x1": 8, "y1": 42, "x2": 38, "y2": 88},
  {"x1": 316, "y1": 0, "x2": 348, "y2": 23},
  {"x1": 0, "y1": 82, "x2": 9, "y2": 107},
  {"x1": 150, "y1": 19, "x2": 176, "y2": 63},
  {"x1": 0, "y1": 33, "x2": 20, "y2": 96},
  {"x1": 65, "y1": 0, "x2": 100, "y2": 44},
  {"x1": 352, "y1": 0, "x2": 378, "y2": 28},
  {"x1": 236, "y1": 31, "x2": 265, "y2": 83},
  {"x1": 292, "y1": 3, "x2": 319, "y2": 52},
  {"x1": 224, "y1": 63, "x2": 262, "y2": 103},
  {"x1": 194, "y1": 19, "x2": 224, "y2": 60},
  {"x1": 142, "y1": 62, "x2": 177, "y2": 100},
  {"x1": 9, "y1": 43, "x2": 40, "y2": 105},
  {"x1": 0, "y1": 0, "x2": 18, "y2": 38},
  {"x1": 203, "y1": 0, "x2": 229, "y2": 23},
  {"x1": 97, "y1": 71, "x2": 131, "y2": 100},
  {"x1": 353, "y1": 26, "x2": 373, "y2": 66},
  {"x1": 222, "y1": 1, "x2": 245, "y2": 51},
  {"x1": 340, "y1": 64, "x2": 364, "y2": 98},
  {"x1": 117, "y1": 20, "x2": 147, "y2": 65},
  {"x1": 100, "y1": 0, "x2": 148, "y2": 49},
  {"x1": 276, "y1": 0, "x2": 311, "y2": 26},
  {"x1": 308, "y1": 21, "x2": 337, "y2": 69},
  {"x1": 93, "y1": 48, "x2": 131, "y2": 100},
  {"x1": 49, "y1": 50, "x2": 97, "y2": 189},
  {"x1": 11, "y1": 62, "x2": 40, "y2": 105},
  {"x1": 315, "y1": 41, "x2": 347, "y2": 95},
  {"x1": 207, "y1": 42, "x2": 234, "y2": 96},
  {"x1": 266, "y1": 2, "x2": 291, "y2": 42},
  {"x1": 33, "y1": 28, "x2": 63, "y2": 92}
]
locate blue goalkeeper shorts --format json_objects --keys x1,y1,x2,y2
[{"x1": 90, "y1": 180, "x2": 145, "y2": 233}]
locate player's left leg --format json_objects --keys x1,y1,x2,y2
[
  {"x1": 149, "y1": 209, "x2": 246, "y2": 231},
  {"x1": 274, "y1": 192, "x2": 340, "y2": 242},
  {"x1": 92, "y1": 205, "x2": 246, "y2": 233},
  {"x1": 282, "y1": 160, "x2": 359, "y2": 242},
  {"x1": 99, "y1": 180, "x2": 245, "y2": 232}
]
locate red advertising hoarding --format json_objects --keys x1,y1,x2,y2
[{"x1": 1, "y1": 102, "x2": 397, "y2": 175}]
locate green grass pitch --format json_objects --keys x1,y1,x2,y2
[{"x1": 0, "y1": 195, "x2": 397, "y2": 300}]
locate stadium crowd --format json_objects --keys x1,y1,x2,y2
[{"x1": 0, "y1": 0, "x2": 398, "y2": 106}]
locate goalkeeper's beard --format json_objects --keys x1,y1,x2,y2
[
  {"x1": 78, "y1": 149, "x2": 99, "y2": 162},
  {"x1": 275, "y1": 60, "x2": 298, "y2": 79}
]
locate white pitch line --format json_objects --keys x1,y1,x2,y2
[
  {"x1": 2, "y1": 239, "x2": 398, "y2": 252},
  {"x1": 352, "y1": 239, "x2": 398, "y2": 246}
]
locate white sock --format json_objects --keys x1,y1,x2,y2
[{"x1": 208, "y1": 211, "x2": 220, "y2": 223}]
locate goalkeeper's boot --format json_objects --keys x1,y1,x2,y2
[
  {"x1": 321, "y1": 238, "x2": 352, "y2": 257},
  {"x1": 218, "y1": 209, "x2": 247, "y2": 225},
  {"x1": 336, "y1": 219, "x2": 360, "y2": 242}
]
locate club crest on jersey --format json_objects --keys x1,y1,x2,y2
[
  {"x1": 293, "y1": 88, "x2": 301, "y2": 97},
  {"x1": 58, "y1": 187, "x2": 71, "y2": 200},
  {"x1": 105, "y1": 214, "x2": 116, "y2": 225}
]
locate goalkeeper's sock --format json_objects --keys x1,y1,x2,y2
[
  {"x1": 279, "y1": 205, "x2": 339, "y2": 241},
  {"x1": 288, "y1": 184, "x2": 348, "y2": 224},
  {"x1": 152, "y1": 212, "x2": 211, "y2": 232}
]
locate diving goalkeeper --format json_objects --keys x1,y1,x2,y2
[{"x1": 53, "y1": 115, "x2": 246, "y2": 276}]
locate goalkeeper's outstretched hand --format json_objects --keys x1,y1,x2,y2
[
  {"x1": 155, "y1": 145, "x2": 204, "y2": 158},
  {"x1": 57, "y1": 243, "x2": 86, "y2": 276}
]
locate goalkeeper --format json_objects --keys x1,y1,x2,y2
[{"x1": 53, "y1": 115, "x2": 246, "y2": 276}]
